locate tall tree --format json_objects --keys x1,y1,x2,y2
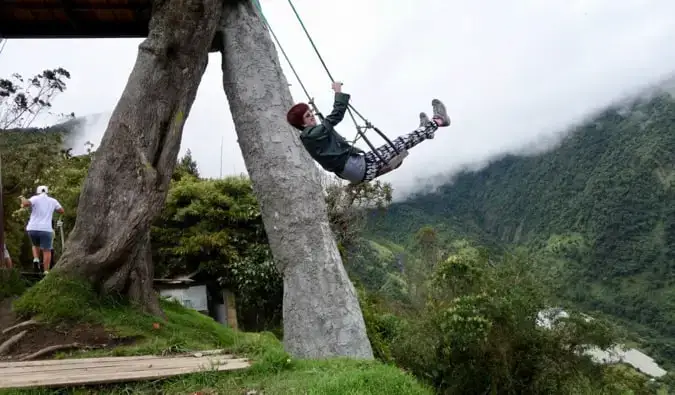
[
  {"x1": 0, "y1": 67, "x2": 73, "y2": 129},
  {"x1": 53, "y1": 0, "x2": 225, "y2": 316},
  {"x1": 172, "y1": 148, "x2": 200, "y2": 181},
  {"x1": 218, "y1": 2, "x2": 374, "y2": 358}
]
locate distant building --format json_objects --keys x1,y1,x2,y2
[{"x1": 153, "y1": 270, "x2": 238, "y2": 330}]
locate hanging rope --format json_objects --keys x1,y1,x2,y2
[
  {"x1": 250, "y1": 0, "x2": 401, "y2": 164},
  {"x1": 285, "y1": 0, "x2": 401, "y2": 155},
  {"x1": 251, "y1": 0, "x2": 324, "y2": 121}
]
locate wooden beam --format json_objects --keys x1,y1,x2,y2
[
  {"x1": 58, "y1": 0, "x2": 82, "y2": 31},
  {"x1": 0, "y1": 2, "x2": 152, "y2": 11},
  {"x1": 0, "y1": 21, "x2": 149, "y2": 38},
  {"x1": 0, "y1": 354, "x2": 250, "y2": 389}
]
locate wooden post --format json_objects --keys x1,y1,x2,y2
[{"x1": 222, "y1": 289, "x2": 238, "y2": 330}]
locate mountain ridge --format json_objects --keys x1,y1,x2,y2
[{"x1": 366, "y1": 87, "x2": 675, "y2": 364}]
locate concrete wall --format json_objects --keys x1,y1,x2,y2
[{"x1": 159, "y1": 285, "x2": 208, "y2": 313}]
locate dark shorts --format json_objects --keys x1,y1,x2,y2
[{"x1": 28, "y1": 230, "x2": 53, "y2": 250}]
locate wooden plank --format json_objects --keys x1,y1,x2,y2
[
  {"x1": 1, "y1": 359, "x2": 250, "y2": 388},
  {"x1": 0, "y1": 355, "x2": 160, "y2": 367},
  {"x1": 0, "y1": 351, "x2": 230, "y2": 368},
  {"x1": 0, "y1": 356, "x2": 247, "y2": 375},
  {"x1": 2, "y1": 357, "x2": 246, "y2": 372},
  {"x1": 0, "y1": 357, "x2": 250, "y2": 389},
  {"x1": 2, "y1": 358, "x2": 251, "y2": 382},
  {"x1": 1, "y1": 362, "x2": 251, "y2": 389}
]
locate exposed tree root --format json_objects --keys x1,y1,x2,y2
[
  {"x1": 0, "y1": 330, "x2": 27, "y2": 355},
  {"x1": 19, "y1": 342, "x2": 82, "y2": 361},
  {"x1": 2, "y1": 319, "x2": 39, "y2": 335}
]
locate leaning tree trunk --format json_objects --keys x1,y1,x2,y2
[
  {"x1": 218, "y1": 2, "x2": 374, "y2": 359},
  {"x1": 53, "y1": 0, "x2": 225, "y2": 316}
]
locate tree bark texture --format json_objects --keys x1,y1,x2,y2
[
  {"x1": 218, "y1": 2, "x2": 374, "y2": 359},
  {"x1": 54, "y1": 0, "x2": 225, "y2": 316}
]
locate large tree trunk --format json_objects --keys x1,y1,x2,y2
[
  {"x1": 218, "y1": 2, "x2": 373, "y2": 359},
  {"x1": 53, "y1": 0, "x2": 225, "y2": 316}
]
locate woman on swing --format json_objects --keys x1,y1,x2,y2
[{"x1": 286, "y1": 81, "x2": 450, "y2": 184}]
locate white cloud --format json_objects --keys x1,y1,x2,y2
[{"x1": 2, "y1": 0, "x2": 675, "y2": 199}]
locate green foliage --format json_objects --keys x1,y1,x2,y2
[
  {"x1": 370, "y1": 91, "x2": 675, "y2": 366},
  {"x1": 357, "y1": 286, "x2": 407, "y2": 363},
  {"x1": 381, "y1": 242, "x2": 636, "y2": 394},
  {"x1": 0, "y1": 269, "x2": 27, "y2": 300},
  {"x1": 1, "y1": 127, "x2": 68, "y2": 262},
  {"x1": 343, "y1": 238, "x2": 408, "y2": 300},
  {"x1": 172, "y1": 148, "x2": 199, "y2": 181},
  {"x1": 1, "y1": 66, "x2": 74, "y2": 265},
  {"x1": 152, "y1": 174, "x2": 282, "y2": 330},
  {"x1": 5, "y1": 144, "x2": 91, "y2": 268},
  {"x1": 325, "y1": 178, "x2": 392, "y2": 252}
]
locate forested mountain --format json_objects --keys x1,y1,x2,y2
[{"x1": 366, "y1": 90, "x2": 675, "y2": 364}]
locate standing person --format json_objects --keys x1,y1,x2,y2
[{"x1": 20, "y1": 185, "x2": 64, "y2": 275}]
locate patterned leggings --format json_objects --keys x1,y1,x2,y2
[{"x1": 362, "y1": 121, "x2": 438, "y2": 181}]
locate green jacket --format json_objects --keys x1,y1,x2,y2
[{"x1": 299, "y1": 92, "x2": 364, "y2": 173}]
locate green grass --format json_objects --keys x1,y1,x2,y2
[{"x1": 2, "y1": 274, "x2": 432, "y2": 395}]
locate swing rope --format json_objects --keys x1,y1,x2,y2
[
  {"x1": 285, "y1": 0, "x2": 401, "y2": 155},
  {"x1": 251, "y1": 0, "x2": 322, "y2": 120},
  {"x1": 251, "y1": 0, "x2": 401, "y2": 162}
]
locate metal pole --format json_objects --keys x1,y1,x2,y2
[
  {"x1": 219, "y1": 136, "x2": 223, "y2": 178},
  {"x1": 59, "y1": 221, "x2": 65, "y2": 250}
]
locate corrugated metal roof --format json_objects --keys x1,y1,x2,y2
[{"x1": 0, "y1": 0, "x2": 153, "y2": 38}]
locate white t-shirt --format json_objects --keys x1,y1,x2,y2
[{"x1": 26, "y1": 193, "x2": 63, "y2": 232}]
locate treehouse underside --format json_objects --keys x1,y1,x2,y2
[
  {"x1": 0, "y1": 0, "x2": 226, "y2": 51},
  {"x1": 0, "y1": 0, "x2": 153, "y2": 38}
]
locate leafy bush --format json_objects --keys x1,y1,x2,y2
[{"x1": 373, "y1": 242, "x2": 649, "y2": 394}]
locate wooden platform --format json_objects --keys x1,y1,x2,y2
[{"x1": 0, "y1": 352, "x2": 250, "y2": 389}]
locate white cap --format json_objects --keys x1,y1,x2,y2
[{"x1": 36, "y1": 185, "x2": 48, "y2": 194}]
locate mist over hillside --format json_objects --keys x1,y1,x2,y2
[
  {"x1": 397, "y1": 75, "x2": 675, "y2": 200},
  {"x1": 367, "y1": 84, "x2": 675, "y2": 365}
]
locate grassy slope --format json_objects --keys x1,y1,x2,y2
[{"x1": 0, "y1": 275, "x2": 431, "y2": 395}]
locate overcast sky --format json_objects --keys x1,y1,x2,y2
[{"x1": 2, "y1": 0, "x2": 675, "y2": 198}]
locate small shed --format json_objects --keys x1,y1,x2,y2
[{"x1": 154, "y1": 270, "x2": 238, "y2": 330}]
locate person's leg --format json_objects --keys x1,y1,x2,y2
[
  {"x1": 38, "y1": 231, "x2": 54, "y2": 273},
  {"x1": 42, "y1": 249, "x2": 52, "y2": 273},
  {"x1": 361, "y1": 99, "x2": 450, "y2": 182},
  {"x1": 27, "y1": 231, "x2": 42, "y2": 270}
]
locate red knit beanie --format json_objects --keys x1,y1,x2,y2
[{"x1": 287, "y1": 103, "x2": 310, "y2": 130}]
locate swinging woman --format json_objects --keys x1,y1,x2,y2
[{"x1": 286, "y1": 81, "x2": 450, "y2": 184}]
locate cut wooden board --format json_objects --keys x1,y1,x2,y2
[
  {"x1": 0, "y1": 350, "x2": 230, "y2": 367},
  {"x1": 0, "y1": 354, "x2": 250, "y2": 389},
  {"x1": 0, "y1": 356, "x2": 246, "y2": 375}
]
